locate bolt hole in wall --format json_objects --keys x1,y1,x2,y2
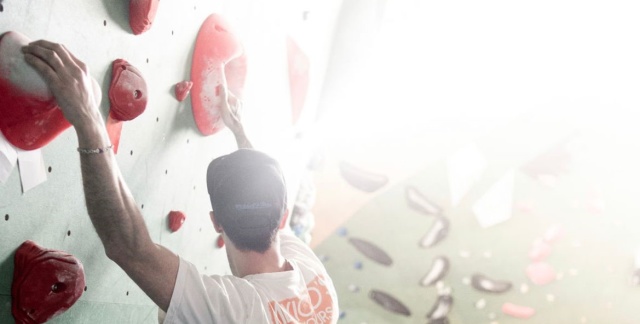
[
  {"x1": 48, "y1": 166, "x2": 52, "y2": 173},
  {"x1": 67, "y1": 230, "x2": 71, "y2": 236},
  {"x1": 4, "y1": 214, "x2": 8, "y2": 221},
  {"x1": 103, "y1": 20, "x2": 106, "y2": 26}
]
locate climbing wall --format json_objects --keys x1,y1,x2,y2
[{"x1": 0, "y1": 0, "x2": 342, "y2": 322}]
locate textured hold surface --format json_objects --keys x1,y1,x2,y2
[
  {"x1": 107, "y1": 59, "x2": 147, "y2": 154},
  {"x1": 0, "y1": 31, "x2": 69, "y2": 151},
  {"x1": 108, "y1": 59, "x2": 148, "y2": 122},
  {"x1": 12, "y1": 240, "x2": 85, "y2": 324},
  {"x1": 174, "y1": 81, "x2": 193, "y2": 102},
  {"x1": 191, "y1": 14, "x2": 247, "y2": 135},
  {"x1": 168, "y1": 211, "x2": 186, "y2": 232},
  {"x1": 338, "y1": 161, "x2": 389, "y2": 193},
  {"x1": 129, "y1": 0, "x2": 160, "y2": 35},
  {"x1": 348, "y1": 237, "x2": 392, "y2": 266},
  {"x1": 369, "y1": 289, "x2": 411, "y2": 316}
]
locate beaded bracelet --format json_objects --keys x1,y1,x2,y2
[{"x1": 77, "y1": 145, "x2": 113, "y2": 154}]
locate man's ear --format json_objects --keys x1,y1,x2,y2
[
  {"x1": 279, "y1": 209, "x2": 290, "y2": 230},
  {"x1": 210, "y1": 211, "x2": 223, "y2": 233}
]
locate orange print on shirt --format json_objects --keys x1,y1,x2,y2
[{"x1": 269, "y1": 275, "x2": 335, "y2": 324}]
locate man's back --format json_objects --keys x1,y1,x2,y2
[{"x1": 163, "y1": 231, "x2": 338, "y2": 323}]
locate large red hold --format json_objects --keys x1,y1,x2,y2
[
  {"x1": 129, "y1": 0, "x2": 160, "y2": 35},
  {"x1": 12, "y1": 240, "x2": 85, "y2": 324},
  {"x1": 0, "y1": 31, "x2": 69, "y2": 151},
  {"x1": 107, "y1": 59, "x2": 148, "y2": 153},
  {"x1": 191, "y1": 14, "x2": 247, "y2": 136}
]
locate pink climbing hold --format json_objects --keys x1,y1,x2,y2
[
  {"x1": 129, "y1": 0, "x2": 160, "y2": 35},
  {"x1": 528, "y1": 239, "x2": 552, "y2": 262},
  {"x1": 502, "y1": 302, "x2": 535, "y2": 319},
  {"x1": 168, "y1": 211, "x2": 186, "y2": 232},
  {"x1": 174, "y1": 81, "x2": 193, "y2": 102},
  {"x1": 526, "y1": 262, "x2": 556, "y2": 285}
]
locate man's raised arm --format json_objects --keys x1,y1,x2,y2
[{"x1": 23, "y1": 40, "x2": 178, "y2": 311}]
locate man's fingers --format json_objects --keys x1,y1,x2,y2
[
  {"x1": 23, "y1": 53, "x2": 59, "y2": 84},
  {"x1": 27, "y1": 40, "x2": 80, "y2": 73},
  {"x1": 22, "y1": 44, "x2": 65, "y2": 72}
]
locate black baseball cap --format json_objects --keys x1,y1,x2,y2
[{"x1": 206, "y1": 149, "x2": 287, "y2": 231}]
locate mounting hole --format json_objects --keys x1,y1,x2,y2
[
  {"x1": 4, "y1": 214, "x2": 8, "y2": 221},
  {"x1": 171, "y1": 30, "x2": 174, "y2": 35},
  {"x1": 165, "y1": 170, "x2": 168, "y2": 175},
  {"x1": 0, "y1": 4, "x2": 4, "y2": 12},
  {"x1": 126, "y1": 291, "x2": 129, "y2": 296},
  {"x1": 48, "y1": 166, "x2": 52, "y2": 173},
  {"x1": 133, "y1": 90, "x2": 142, "y2": 99},
  {"x1": 51, "y1": 282, "x2": 67, "y2": 293},
  {"x1": 141, "y1": 204, "x2": 144, "y2": 209},
  {"x1": 146, "y1": 58, "x2": 149, "y2": 63},
  {"x1": 130, "y1": 150, "x2": 133, "y2": 156},
  {"x1": 67, "y1": 230, "x2": 71, "y2": 236},
  {"x1": 84, "y1": 286, "x2": 88, "y2": 292},
  {"x1": 103, "y1": 20, "x2": 106, "y2": 26},
  {"x1": 156, "y1": 117, "x2": 159, "y2": 122}
]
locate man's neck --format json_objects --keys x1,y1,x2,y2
[{"x1": 226, "y1": 235, "x2": 291, "y2": 277}]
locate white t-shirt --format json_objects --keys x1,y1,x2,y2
[{"x1": 163, "y1": 232, "x2": 339, "y2": 323}]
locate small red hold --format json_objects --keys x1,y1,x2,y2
[
  {"x1": 12, "y1": 240, "x2": 85, "y2": 324},
  {"x1": 168, "y1": 211, "x2": 186, "y2": 232},
  {"x1": 174, "y1": 81, "x2": 193, "y2": 102},
  {"x1": 129, "y1": 0, "x2": 160, "y2": 35},
  {"x1": 216, "y1": 234, "x2": 224, "y2": 248}
]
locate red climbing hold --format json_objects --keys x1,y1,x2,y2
[
  {"x1": 174, "y1": 81, "x2": 193, "y2": 102},
  {"x1": 107, "y1": 59, "x2": 148, "y2": 153},
  {"x1": 12, "y1": 240, "x2": 85, "y2": 324},
  {"x1": 0, "y1": 31, "x2": 69, "y2": 151},
  {"x1": 191, "y1": 14, "x2": 247, "y2": 136},
  {"x1": 216, "y1": 234, "x2": 225, "y2": 248},
  {"x1": 129, "y1": 0, "x2": 160, "y2": 35},
  {"x1": 168, "y1": 211, "x2": 186, "y2": 232}
]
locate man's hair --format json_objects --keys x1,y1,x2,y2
[{"x1": 206, "y1": 149, "x2": 287, "y2": 253}]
